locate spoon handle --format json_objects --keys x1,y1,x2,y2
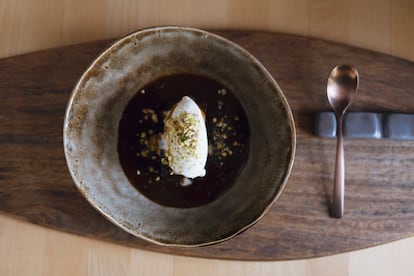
[{"x1": 332, "y1": 114, "x2": 344, "y2": 218}]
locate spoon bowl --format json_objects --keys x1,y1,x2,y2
[
  {"x1": 327, "y1": 65, "x2": 359, "y2": 115},
  {"x1": 327, "y1": 65, "x2": 359, "y2": 218}
]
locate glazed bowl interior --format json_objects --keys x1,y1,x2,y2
[{"x1": 64, "y1": 26, "x2": 295, "y2": 246}]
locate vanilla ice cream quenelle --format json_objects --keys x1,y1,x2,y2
[{"x1": 160, "y1": 96, "x2": 208, "y2": 179}]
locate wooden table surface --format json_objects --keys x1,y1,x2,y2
[{"x1": 1, "y1": 0, "x2": 414, "y2": 275}]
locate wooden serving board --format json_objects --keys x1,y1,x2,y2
[{"x1": 1, "y1": 31, "x2": 413, "y2": 261}]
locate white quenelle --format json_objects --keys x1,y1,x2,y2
[{"x1": 160, "y1": 96, "x2": 208, "y2": 179}]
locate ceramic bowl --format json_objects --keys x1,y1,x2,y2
[{"x1": 63, "y1": 26, "x2": 296, "y2": 246}]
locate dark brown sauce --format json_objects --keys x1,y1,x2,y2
[{"x1": 118, "y1": 73, "x2": 250, "y2": 208}]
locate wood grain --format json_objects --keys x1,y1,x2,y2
[
  {"x1": 1, "y1": 0, "x2": 414, "y2": 62},
  {"x1": 1, "y1": 0, "x2": 414, "y2": 274},
  {"x1": 3, "y1": 214, "x2": 414, "y2": 276},
  {"x1": 0, "y1": 31, "x2": 413, "y2": 261}
]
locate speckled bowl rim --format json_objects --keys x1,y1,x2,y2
[{"x1": 63, "y1": 26, "x2": 296, "y2": 247}]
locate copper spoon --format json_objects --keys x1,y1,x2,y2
[{"x1": 327, "y1": 65, "x2": 359, "y2": 218}]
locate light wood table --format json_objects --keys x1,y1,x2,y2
[{"x1": 1, "y1": 1, "x2": 413, "y2": 275}]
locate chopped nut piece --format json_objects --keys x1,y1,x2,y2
[
  {"x1": 217, "y1": 89, "x2": 227, "y2": 95},
  {"x1": 151, "y1": 113, "x2": 158, "y2": 123}
]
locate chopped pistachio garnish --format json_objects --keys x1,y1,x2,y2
[{"x1": 164, "y1": 111, "x2": 200, "y2": 168}]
